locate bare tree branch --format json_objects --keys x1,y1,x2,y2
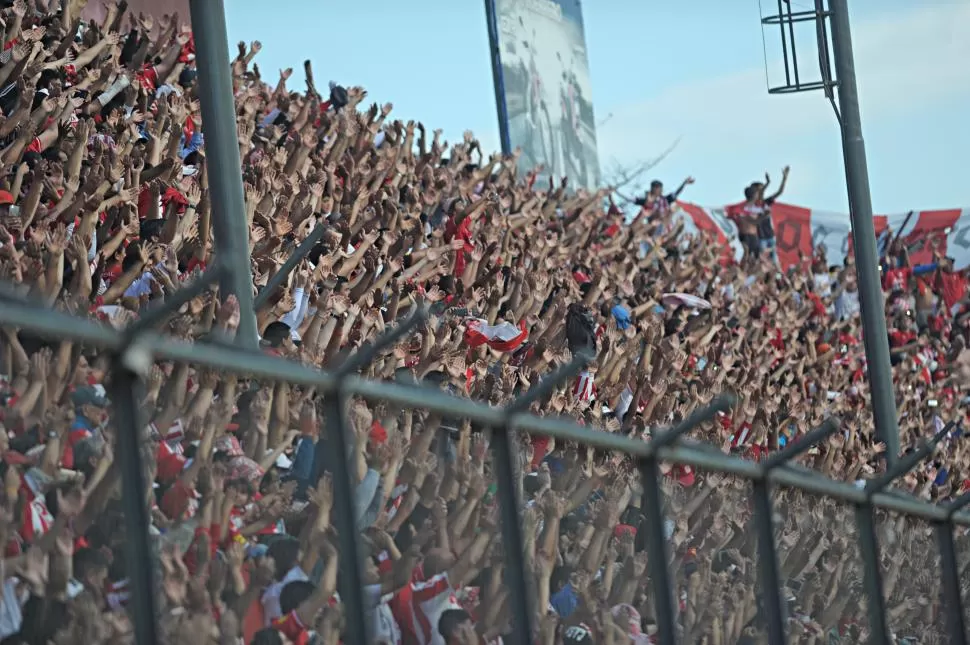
[{"x1": 603, "y1": 136, "x2": 682, "y2": 205}]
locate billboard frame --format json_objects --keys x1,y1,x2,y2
[{"x1": 484, "y1": 0, "x2": 513, "y2": 155}]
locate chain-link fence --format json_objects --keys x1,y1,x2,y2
[{"x1": 5, "y1": 281, "x2": 970, "y2": 645}]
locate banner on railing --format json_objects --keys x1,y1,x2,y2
[{"x1": 678, "y1": 202, "x2": 970, "y2": 270}]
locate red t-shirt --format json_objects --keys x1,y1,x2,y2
[
  {"x1": 889, "y1": 329, "x2": 916, "y2": 348},
  {"x1": 883, "y1": 266, "x2": 911, "y2": 292},
  {"x1": 273, "y1": 610, "x2": 310, "y2": 645},
  {"x1": 137, "y1": 65, "x2": 159, "y2": 93}
]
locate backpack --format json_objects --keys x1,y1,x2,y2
[{"x1": 566, "y1": 303, "x2": 597, "y2": 357}]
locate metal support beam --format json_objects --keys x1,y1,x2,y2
[
  {"x1": 865, "y1": 422, "x2": 951, "y2": 494},
  {"x1": 947, "y1": 490, "x2": 970, "y2": 518},
  {"x1": 647, "y1": 393, "x2": 736, "y2": 453},
  {"x1": 829, "y1": 0, "x2": 899, "y2": 465},
  {"x1": 855, "y1": 505, "x2": 889, "y2": 645},
  {"x1": 638, "y1": 456, "x2": 676, "y2": 645},
  {"x1": 311, "y1": 315, "x2": 432, "y2": 645},
  {"x1": 761, "y1": 417, "x2": 839, "y2": 471},
  {"x1": 320, "y1": 394, "x2": 369, "y2": 645},
  {"x1": 109, "y1": 359, "x2": 159, "y2": 645},
  {"x1": 937, "y1": 522, "x2": 967, "y2": 645},
  {"x1": 754, "y1": 418, "x2": 839, "y2": 645},
  {"x1": 253, "y1": 222, "x2": 329, "y2": 309},
  {"x1": 855, "y1": 424, "x2": 943, "y2": 645},
  {"x1": 507, "y1": 351, "x2": 591, "y2": 414},
  {"x1": 124, "y1": 265, "x2": 222, "y2": 338},
  {"x1": 635, "y1": 395, "x2": 736, "y2": 645},
  {"x1": 189, "y1": 0, "x2": 259, "y2": 349},
  {"x1": 490, "y1": 427, "x2": 531, "y2": 645},
  {"x1": 335, "y1": 306, "x2": 427, "y2": 376},
  {"x1": 495, "y1": 352, "x2": 592, "y2": 644}
]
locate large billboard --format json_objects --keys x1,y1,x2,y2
[
  {"x1": 81, "y1": 0, "x2": 190, "y2": 24},
  {"x1": 492, "y1": 0, "x2": 600, "y2": 189}
]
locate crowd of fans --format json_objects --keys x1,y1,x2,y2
[{"x1": 1, "y1": 2, "x2": 969, "y2": 644}]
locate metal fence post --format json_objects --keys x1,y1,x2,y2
[
  {"x1": 859, "y1": 430, "x2": 948, "y2": 644},
  {"x1": 314, "y1": 310, "x2": 429, "y2": 645},
  {"x1": 828, "y1": 0, "x2": 899, "y2": 464},
  {"x1": 940, "y1": 493, "x2": 970, "y2": 645},
  {"x1": 123, "y1": 266, "x2": 222, "y2": 337},
  {"x1": 855, "y1": 503, "x2": 889, "y2": 645},
  {"x1": 754, "y1": 419, "x2": 839, "y2": 644},
  {"x1": 637, "y1": 395, "x2": 736, "y2": 645},
  {"x1": 638, "y1": 455, "x2": 677, "y2": 645},
  {"x1": 110, "y1": 352, "x2": 160, "y2": 645},
  {"x1": 189, "y1": 0, "x2": 260, "y2": 349},
  {"x1": 253, "y1": 222, "x2": 329, "y2": 309},
  {"x1": 490, "y1": 427, "x2": 532, "y2": 645},
  {"x1": 321, "y1": 393, "x2": 369, "y2": 645},
  {"x1": 499, "y1": 352, "x2": 593, "y2": 645}
]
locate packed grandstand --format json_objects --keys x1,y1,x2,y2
[{"x1": 0, "y1": 2, "x2": 966, "y2": 644}]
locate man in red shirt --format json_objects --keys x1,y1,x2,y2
[{"x1": 934, "y1": 256, "x2": 969, "y2": 316}]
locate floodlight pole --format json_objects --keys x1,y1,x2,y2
[
  {"x1": 189, "y1": 0, "x2": 260, "y2": 349},
  {"x1": 828, "y1": 0, "x2": 899, "y2": 465}
]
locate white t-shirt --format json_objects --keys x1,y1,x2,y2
[
  {"x1": 365, "y1": 584, "x2": 402, "y2": 645},
  {"x1": 0, "y1": 578, "x2": 27, "y2": 640},
  {"x1": 261, "y1": 565, "x2": 309, "y2": 626},
  {"x1": 835, "y1": 288, "x2": 860, "y2": 320},
  {"x1": 124, "y1": 271, "x2": 156, "y2": 298},
  {"x1": 813, "y1": 272, "x2": 833, "y2": 297}
]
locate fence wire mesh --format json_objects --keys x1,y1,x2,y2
[{"x1": 4, "y1": 284, "x2": 970, "y2": 645}]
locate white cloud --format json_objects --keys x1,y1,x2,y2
[{"x1": 597, "y1": 2, "x2": 970, "y2": 166}]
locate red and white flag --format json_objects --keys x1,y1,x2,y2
[
  {"x1": 573, "y1": 370, "x2": 596, "y2": 401},
  {"x1": 678, "y1": 202, "x2": 970, "y2": 271},
  {"x1": 463, "y1": 319, "x2": 528, "y2": 352}
]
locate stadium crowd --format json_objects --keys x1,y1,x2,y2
[{"x1": 0, "y1": 2, "x2": 968, "y2": 644}]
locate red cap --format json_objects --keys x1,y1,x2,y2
[{"x1": 0, "y1": 190, "x2": 14, "y2": 206}]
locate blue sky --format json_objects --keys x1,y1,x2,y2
[{"x1": 224, "y1": 0, "x2": 969, "y2": 215}]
